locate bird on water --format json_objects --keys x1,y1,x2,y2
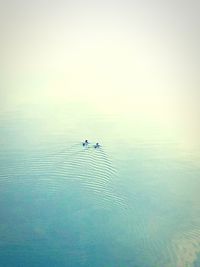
[
  {"x1": 82, "y1": 140, "x2": 89, "y2": 146},
  {"x1": 94, "y1": 142, "x2": 100, "y2": 148}
]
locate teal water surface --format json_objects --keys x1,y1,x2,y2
[{"x1": 0, "y1": 100, "x2": 200, "y2": 267}]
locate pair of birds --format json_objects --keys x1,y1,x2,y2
[{"x1": 82, "y1": 140, "x2": 100, "y2": 148}]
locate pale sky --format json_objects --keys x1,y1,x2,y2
[{"x1": 0, "y1": 0, "x2": 200, "y2": 141}]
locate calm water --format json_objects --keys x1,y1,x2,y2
[{"x1": 0, "y1": 100, "x2": 200, "y2": 267}]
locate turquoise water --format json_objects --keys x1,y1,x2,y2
[{"x1": 0, "y1": 100, "x2": 200, "y2": 267}]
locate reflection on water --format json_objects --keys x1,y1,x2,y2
[{"x1": 0, "y1": 101, "x2": 200, "y2": 267}]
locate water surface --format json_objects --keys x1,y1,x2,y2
[{"x1": 0, "y1": 99, "x2": 200, "y2": 267}]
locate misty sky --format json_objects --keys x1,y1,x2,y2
[{"x1": 1, "y1": 0, "x2": 200, "y2": 141}]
